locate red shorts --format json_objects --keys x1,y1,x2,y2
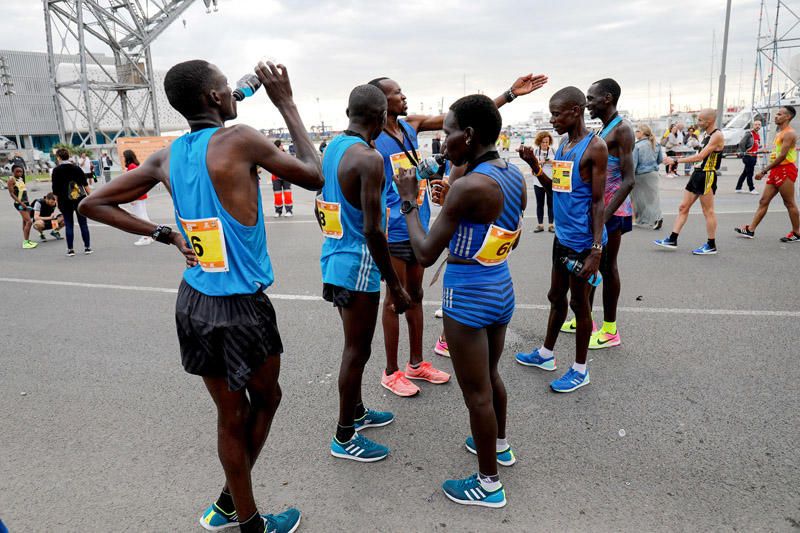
[{"x1": 767, "y1": 165, "x2": 798, "y2": 188}]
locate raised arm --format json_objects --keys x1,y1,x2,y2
[
  {"x1": 359, "y1": 151, "x2": 410, "y2": 313},
  {"x1": 518, "y1": 145, "x2": 552, "y2": 190},
  {"x1": 78, "y1": 149, "x2": 197, "y2": 266},
  {"x1": 252, "y1": 61, "x2": 323, "y2": 190},
  {"x1": 395, "y1": 167, "x2": 470, "y2": 267},
  {"x1": 406, "y1": 74, "x2": 548, "y2": 133},
  {"x1": 604, "y1": 124, "x2": 636, "y2": 222}
]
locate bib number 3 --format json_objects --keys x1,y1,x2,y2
[
  {"x1": 179, "y1": 217, "x2": 229, "y2": 272},
  {"x1": 316, "y1": 198, "x2": 344, "y2": 239}
]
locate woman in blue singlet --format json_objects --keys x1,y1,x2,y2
[{"x1": 395, "y1": 94, "x2": 526, "y2": 509}]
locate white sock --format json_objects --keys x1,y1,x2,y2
[
  {"x1": 496, "y1": 438, "x2": 509, "y2": 452},
  {"x1": 572, "y1": 362, "x2": 587, "y2": 374},
  {"x1": 539, "y1": 346, "x2": 554, "y2": 358},
  {"x1": 478, "y1": 473, "x2": 502, "y2": 492}
]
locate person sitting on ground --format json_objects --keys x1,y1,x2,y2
[{"x1": 31, "y1": 193, "x2": 64, "y2": 241}]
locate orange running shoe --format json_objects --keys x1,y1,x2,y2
[
  {"x1": 405, "y1": 361, "x2": 451, "y2": 384},
  {"x1": 381, "y1": 370, "x2": 420, "y2": 397}
]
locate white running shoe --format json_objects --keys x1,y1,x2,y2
[
  {"x1": 434, "y1": 308, "x2": 443, "y2": 319},
  {"x1": 285, "y1": 211, "x2": 294, "y2": 218},
  {"x1": 134, "y1": 236, "x2": 153, "y2": 246}
]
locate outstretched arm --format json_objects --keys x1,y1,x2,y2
[
  {"x1": 604, "y1": 124, "x2": 636, "y2": 221},
  {"x1": 252, "y1": 61, "x2": 323, "y2": 190},
  {"x1": 78, "y1": 150, "x2": 197, "y2": 267},
  {"x1": 666, "y1": 131, "x2": 724, "y2": 165},
  {"x1": 406, "y1": 74, "x2": 548, "y2": 133}
]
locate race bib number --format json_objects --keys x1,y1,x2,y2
[
  {"x1": 551, "y1": 160, "x2": 573, "y2": 193},
  {"x1": 390, "y1": 151, "x2": 417, "y2": 176},
  {"x1": 179, "y1": 217, "x2": 229, "y2": 272},
  {"x1": 316, "y1": 198, "x2": 344, "y2": 239},
  {"x1": 417, "y1": 179, "x2": 428, "y2": 206},
  {"x1": 472, "y1": 225, "x2": 521, "y2": 266}
]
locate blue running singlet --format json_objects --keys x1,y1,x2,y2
[
  {"x1": 552, "y1": 132, "x2": 608, "y2": 251},
  {"x1": 169, "y1": 127, "x2": 273, "y2": 296},
  {"x1": 319, "y1": 134, "x2": 386, "y2": 292},
  {"x1": 442, "y1": 160, "x2": 525, "y2": 329},
  {"x1": 373, "y1": 119, "x2": 431, "y2": 242},
  {"x1": 598, "y1": 115, "x2": 633, "y2": 217}
]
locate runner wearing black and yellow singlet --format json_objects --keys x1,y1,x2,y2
[
  {"x1": 686, "y1": 129, "x2": 722, "y2": 195},
  {"x1": 655, "y1": 108, "x2": 725, "y2": 255}
]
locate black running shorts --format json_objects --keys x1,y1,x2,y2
[
  {"x1": 387, "y1": 240, "x2": 417, "y2": 264},
  {"x1": 686, "y1": 169, "x2": 717, "y2": 195},
  {"x1": 175, "y1": 280, "x2": 283, "y2": 391},
  {"x1": 552, "y1": 236, "x2": 608, "y2": 272},
  {"x1": 322, "y1": 283, "x2": 380, "y2": 309}
]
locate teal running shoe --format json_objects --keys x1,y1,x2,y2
[
  {"x1": 263, "y1": 508, "x2": 301, "y2": 533},
  {"x1": 353, "y1": 408, "x2": 394, "y2": 431},
  {"x1": 199, "y1": 503, "x2": 238, "y2": 530},
  {"x1": 330, "y1": 433, "x2": 389, "y2": 462},
  {"x1": 464, "y1": 436, "x2": 516, "y2": 466},
  {"x1": 442, "y1": 474, "x2": 507, "y2": 508},
  {"x1": 514, "y1": 348, "x2": 556, "y2": 371}
]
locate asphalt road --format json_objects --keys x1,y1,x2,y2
[{"x1": 1, "y1": 161, "x2": 799, "y2": 532}]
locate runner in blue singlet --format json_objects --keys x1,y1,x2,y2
[
  {"x1": 515, "y1": 87, "x2": 608, "y2": 394},
  {"x1": 397, "y1": 94, "x2": 527, "y2": 509},
  {"x1": 367, "y1": 73, "x2": 547, "y2": 397},
  {"x1": 317, "y1": 84, "x2": 411, "y2": 464},
  {"x1": 80, "y1": 59, "x2": 322, "y2": 533}
]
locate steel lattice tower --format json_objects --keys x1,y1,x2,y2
[{"x1": 43, "y1": 0, "x2": 214, "y2": 148}]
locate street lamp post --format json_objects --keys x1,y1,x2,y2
[{"x1": 716, "y1": 0, "x2": 733, "y2": 128}]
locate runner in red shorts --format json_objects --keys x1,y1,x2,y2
[{"x1": 735, "y1": 105, "x2": 799, "y2": 242}]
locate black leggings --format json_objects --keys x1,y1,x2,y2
[
  {"x1": 60, "y1": 200, "x2": 90, "y2": 250},
  {"x1": 534, "y1": 186, "x2": 553, "y2": 224}
]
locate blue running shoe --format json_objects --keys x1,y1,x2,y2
[
  {"x1": 263, "y1": 508, "x2": 302, "y2": 533},
  {"x1": 692, "y1": 243, "x2": 717, "y2": 255},
  {"x1": 550, "y1": 368, "x2": 590, "y2": 393},
  {"x1": 515, "y1": 348, "x2": 556, "y2": 371},
  {"x1": 353, "y1": 408, "x2": 394, "y2": 431},
  {"x1": 442, "y1": 474, "x2": 507, "y2": 508},
  {"x1": 465, "y1": 436, "x2": 516, "y2": 466},
  {"x1": 199, "y1": 503, "x2": 238, "y2": 531},
  {"x1": 653, "y1": 236, "x2": 677, "y2": 249},
  {"x1": 330, "y1": 433, "x2": 389, "y2": 462}
]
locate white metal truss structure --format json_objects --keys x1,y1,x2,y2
[
  {"x1": 751, "y1": 0, "x2": 800, "y2": 120},
  {"x1": 43, "y1": 0, "x2": 200, "y2": 147}
]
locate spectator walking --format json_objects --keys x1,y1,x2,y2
[
  {"x1": 51, "y1": 148, "x2": 92, "y2": 256},
  {"x1": 735, "y1": 120, "x2": 761, "y2": 195},
  {"x1": 78, "y1": 152, "x2": 95, "y2": 184},
  {"x1": 631, "y1": 124, "x2": 664, "y2": 229},
  {"x1": 533, "y1": 131, "x2": 555, "y2": 232},
  {"x1": 123, "y1": 150, "x2": 153, "y2": 245}
]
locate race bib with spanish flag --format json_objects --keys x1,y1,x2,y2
[
  {"x1": 179, "y1": 216, "x2": 229, "y2": 272},
  {"x1": 472, "y1": 224, "x2": 521, "y2": 266},
  {"x1": 551, "y1": 160, "x2": 573, "y2": 193},
  {"x1": 315, "y1": 198, "x2": 344, "y2": 239}
]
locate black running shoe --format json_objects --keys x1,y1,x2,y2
[{"x1": 734, "y1": 225, "x2": 755, "y2": 239}]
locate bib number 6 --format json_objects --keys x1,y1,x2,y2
[
  {"x1": 190, "y1": 235, "x2": 204, "y2": 257},
  {"x1": 496, "y1": 241, "x2": 511, "y2": 257}
]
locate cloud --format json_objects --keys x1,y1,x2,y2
[{"x1": 0, "y1": 0, "x2": 768, "y2": 130}]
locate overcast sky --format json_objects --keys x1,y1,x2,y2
[{"x1": 2, "y1": 0, "x2": 770, "y2": 131}]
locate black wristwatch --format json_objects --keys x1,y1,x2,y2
[
  {"x1": 151, "y1": 224, "x2": 173, "y2": 244},
  {"x1": 400, "y1": 200, "x2": 418, "y2": 215}
]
